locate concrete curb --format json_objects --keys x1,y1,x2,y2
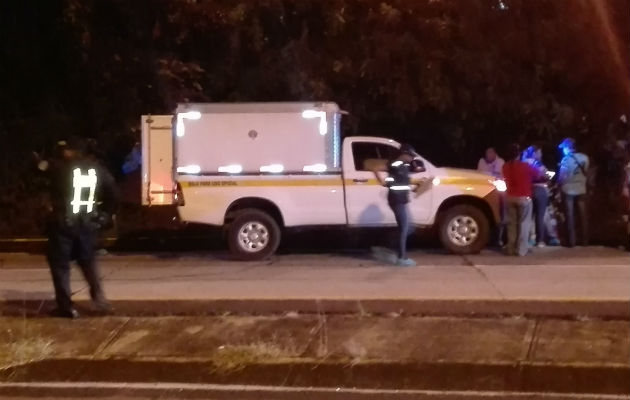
[
  {"x1": 2, "y1": 299, "x2": 629, "y2": 319},
  {"x1": 1, "y1": 359, "x2": 628, "y2": 395},
  {"x1": 0, "y1": 382, "x2": 627, "y2": 400}
]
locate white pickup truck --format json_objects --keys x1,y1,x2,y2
[{"x1": 141, "y1": 102, "x2": 504, "y2": 260}]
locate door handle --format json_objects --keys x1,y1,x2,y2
[{"x1": 353, "y1": 178, "x2": 368, "y2": 183}]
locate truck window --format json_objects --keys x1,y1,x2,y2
[{"x1": 352, "y1": 142, "x2": 399, "y2": 171}]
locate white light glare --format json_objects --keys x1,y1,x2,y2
[
  {"x1": 303, "y1": 163, "x2": 327, "y2": 173},
  {"x1": 260, "y1": 164, "x2": 284, "y2": 173},
  {"x1": 546, "y1": 170, "x2": 556, "y2": 178},
  {"x1": 492, "y1": 179, "x2": 507, "y2": 192},
  {"x1": 177, "y1": 165, "x2": 201, "y2": 174},
  {"x1": 301, "y1": 110, "x2": 328, "y2": 135},
  {"x1": 432, "y1": 177, "x2": 441, "y2": 186},
  {"x1": 218, "y1": 164, "x2": 243, "y2": 174},
  {"x1": 181, "y1": 111, "x2": 201, "y2": 120},
  {"x1": 176, "y1": 111, "x2": 201, "y2": 137}
]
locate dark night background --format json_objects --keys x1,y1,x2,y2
[{"x1": 0, "y1": 0, "x2": 628, "y2": 243}]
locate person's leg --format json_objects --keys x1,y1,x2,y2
[
  {"x1": 497, "y1": 194, "x2": 507, "y2": 246},
  {"x1": 576, "y1": 194, "x2": 589, "y2": 246},
  {"x1": 46, "y1": 230, "x2": 75, "y2": 314},
  {"x1": 75, "y1": 223, "x2": 107, "y2": 305},
  {"x1": 534, "y1": 187, "x2": 548, "y2": 244},
  {"x1": 517, "y1": 198, "x2": 533, "y2": 256},
  {"x1": 506, "y1": 199, "x2": 518, "y2": 255},
  {"x1": 391, "y1": 203, "x2": 409, "y2": 260},
  {"x1": 563, "y1": 193, "x2": 576, "y2": 247}
]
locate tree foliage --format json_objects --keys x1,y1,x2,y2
[{"x1": 0, "y1": 0, "x2": 628, "y2": 236}]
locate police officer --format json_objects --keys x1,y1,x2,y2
[
  {"x1": 373, "y1": 144, "x2": 430, "y2": 267},
  {"x1": 37, "y1": 137, "x2": 119, "y2": 318}
]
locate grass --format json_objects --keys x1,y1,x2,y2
[
  {"x1": 211, "y1": 339, "x2": 299, "y2": 372},
  {"x1": 0, "y1": 337, "x2": 53, "y2": 369}
]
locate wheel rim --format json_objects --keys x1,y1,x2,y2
[
  {"x1": 237, "y1": 221, "x2": 270, "y2": 253},
  {"x1": 446, "y1": 215, "x2": 479, "y2": 247}
]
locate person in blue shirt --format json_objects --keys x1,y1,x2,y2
[
  {"x1": 557, "y1": 138, "x2": 590, "y2": 247},
  {"x1": 373, "y1": 144, "x2": 429, "y2": 266}
]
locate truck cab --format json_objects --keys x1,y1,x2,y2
[{"x1": 141, "y1": 102, "x2": 503, "y2": 260}]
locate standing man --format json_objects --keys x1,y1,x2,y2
[
  {"x1": 37, "y1": 137, "x2": 119, "y2": 318},
  {"x1": 557, "y1": 138, "x2": 589, "y2": 247},
  {"x1": 373, "y1": 144, "x2": 428, "y2": 267},
  {"x1": 521, "y1": 145, "x2": 553, "y2": 247},
  {"x1": 478, "y1": 147, "x2": 506, "y2": 245},
  {"x1": 502, "y1": 144, "x2": 540, "y2": 256},
  {"x1": 478, "y1": 147, "x2": 505, "y2": 178}
]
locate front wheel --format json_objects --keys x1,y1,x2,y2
[
  {"x1": 438, "y1": 204, "x2": 489, "y2": 254},
  {"x1": 227, "y1": 209, "x2": 281, "y2": 261}
]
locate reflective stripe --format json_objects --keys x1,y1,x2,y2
[
  {"x1": 384, "y1": 177, "x2": 394, "y2": 182},
  {"x1": 71, "y1": 168, "x2": 97, "y2": 214},
  {"x1": 390, "y1": 185, "x2": 411, "y2": 191},
  {"x1": 390, "y1": 160, "x2": 403, "y2": 167}
]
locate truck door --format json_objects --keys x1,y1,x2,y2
[
  {"x1": 343, "y1": 138, "x2": 433, "y2": 226},
  {"x1": 141, "y1": 115, "x2": 176, "y2": 205}
]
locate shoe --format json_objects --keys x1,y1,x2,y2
[
  {"x1": 536, "y1": 242, "x2": 546, "y2": 248},
  {"x1": 52, "y1": 308, "x2": 79, "y2": 319},
  {"x1": 93, "y1": 299, "x2": 113, "y2": 313},
  {"x1": 548, "y1": 238, "x2": 560, "y2": 246},
  {"x1": 396, "y1": 258, "x2": 416, "y2": 267},
  {"x1": 371, "y1": 247, "x2": 398, "y2": 264}
]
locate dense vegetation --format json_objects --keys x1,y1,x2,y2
[{"x1": 1, "y1": 0, "x2": 628, "y2": 240}]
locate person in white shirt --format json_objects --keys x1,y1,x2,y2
[
  {"x1": 478, "y1": 147, "x2": 505, "y2": 178},
  {"x1": 477, "y1": 147, "x2": 506, "y2": 246}
]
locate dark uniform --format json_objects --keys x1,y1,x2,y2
[
  {"x1": 42, "y1": 144, "x2": 118, "y2": 318},
  {"x1": 384, "y1": 158, "x2": 414, "y2": 262}
]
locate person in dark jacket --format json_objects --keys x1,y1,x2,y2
[
  {"x1": 37, "y1": 137, "x2": 119, "y2": 318},
  {"x1": 372, "y1": 144, "x2": 429, "y2": 266}
]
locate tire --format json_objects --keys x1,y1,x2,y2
[
  {"x1": 227, "y1": 208, "x2": 281, "y2": 261},
  {"x1": 438, "y1": 204, "x2": 489, "y2": 254}
]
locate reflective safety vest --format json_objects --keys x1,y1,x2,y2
[
  {"x1": 386, "y1": 159, "x2": 411, "y2": 205},
  {"x1": 70, "y1": 168, "x2": 98, "y2": 214}
]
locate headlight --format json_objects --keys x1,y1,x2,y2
[{"x1": 491, "y1": 179, "x2": 507, "y2": 192}]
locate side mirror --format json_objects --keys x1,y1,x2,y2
[{"x1": 411, "y1": 159, "x2": 426, "y2": 173}]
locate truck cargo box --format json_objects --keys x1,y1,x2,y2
[{"x1": 175, "y1": 102, "x2": 342, "y2": 175}]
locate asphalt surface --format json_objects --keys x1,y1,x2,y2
[{"x1": 1, "y1": 246, "x2": 628, "y2": 317}]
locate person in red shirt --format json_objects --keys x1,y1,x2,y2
[{"x1": 502, "y1": 144, "x2": 541, "y2": 256}]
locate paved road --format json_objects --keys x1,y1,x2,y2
[{"x1": 1, "y1": 247, "x2": 628, "y2": 315}]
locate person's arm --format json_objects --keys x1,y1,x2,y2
[
  {"x1": 372, "y1": 170, "x2": 389, "y2": 187},
  {"x1": 531, "y1": 164, "x2": 545, "y2": 183},
  {"x1": 477, "y1": 159, "x2": 485, "y2": 173},
  {"x1": 495, "y1": 159, "x2": 505, "y2": 178},
  {"x1": 98, "y1": 166, "x2": 120, "y2": 214}
]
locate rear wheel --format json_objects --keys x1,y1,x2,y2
[
  {"x1": 227, "y1": 209, "x2": 281, "y2": 261},
  {"x1": 438, "y1": 204, "x2": 489, "y2": 254}
]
